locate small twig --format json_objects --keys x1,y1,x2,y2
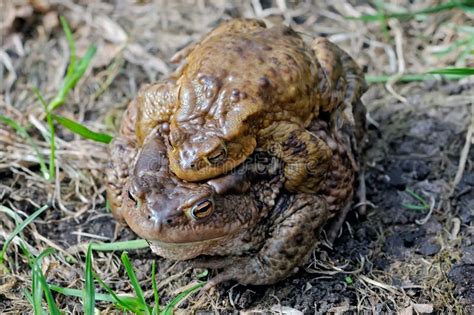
[
  {"x1": 415, "y1": 196, "x2": 436, "y2": 225},
  {"x1": 450, "y1": 218, "x2": 461, "y2": 240},
  {"x1": 449, "y1": 103, "x2": 473, "y2": 197},
  {"x1": 385, "y1": 19, "x2": 408, "y2": 104}
]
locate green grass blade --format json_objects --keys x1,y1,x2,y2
[
  {"x1": 0, "y1": 115, "x2": 49, "y2": 179},
  {"x1": 45, "y1": 112, "x2": 56, "y2": 181},
  {"x1": 48, "y1": 45, "x2": 97, "y2": 112},
  {"x1": 0, "y1": 115, "x2": 28, "y2": 137},
  {"x1": 346, "y1": 1, "x2": 469, "y2": 21},
  {"x1": 32, "y1": 258, "x2": 44, "y2": 315},
  {"x1": 151, "y1": 261, "x2": 160, "y2": 315},
  {"x1": 32, "y1": 87, "x2": 55, "y2": 181},
  {"x1": 162, "y1": 282, "x2": 206, "y2": 315},
  {"x1": 365, "y1": 73, "x2": 469, "y2": 83},
  {"x1": 0, "y1": 205, "x2": 23, "y2": 225},
  {"x1": 405, "y1": 189, "x2": 429, "y2": 208},
  {"x1": 33, "y1": 248, "x2": 61, "y2": 315},
  {"x1": 52, "y1": 114, "x2": 112, "y2": 144},
  {"x1": 90, "y1": 239, "x2": 149, "y2": 251},
  {"x1": 433, "y1": 38, "x2": 470, "y2": 56},
  {"x1": 403, "y1": 204, "x2": 429, "y2": 211},
  {"x1": 94, "y1": 274, "x2": 142, "y2": 313},
  {"x1": 59, "y1": 16, "x2": 77, "y2": 78},
  {"x1": 50, "y1": 285, "x2": 136, "y2": 303},
  {"x1": 0, "y1": 205, "x2": 48, "y2": 264},
  {"x1": 429, "y1": 67, "x2": 474, "y2": 76},
  {"x1": 121, "y1": 252, "x2": 150, "y2": 315},
  {"x1": 84, "y1": 244, "x2": 96, "y2": 315},
  {"x1": 23, "y1": 289, "x2": 35, "y2": 306},
  {"x1": 374, "y1": 0, "x2": 390, "y2": 41}
]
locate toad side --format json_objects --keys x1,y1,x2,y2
[{"x1": 131, "y1": 19, "x2": 367, "y2": 193}]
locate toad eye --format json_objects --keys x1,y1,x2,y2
[
  {"x1": 208, "y1": 147, "x2": 227, "y2": 165},
  {"x1": 190, "y1": 199, "x2": 214, "y2": 220}
]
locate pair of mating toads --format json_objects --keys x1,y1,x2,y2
[{"x1": 105, "y1": 19, "x2": 368, "y2": 287}]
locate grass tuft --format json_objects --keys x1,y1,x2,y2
[
  {"x1": 28, "y1": 16, "x2": 111, "y2": 180},
  {"x1": 0, "y1": 205, "x2": 49, "y2": 264}
]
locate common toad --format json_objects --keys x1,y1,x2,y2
[
  {"x1": 129, "y1": 19, "x2": 366, "y2": 193},
  {"x1": 106, "y1": 102, "x2": 364, "y2": 286}
]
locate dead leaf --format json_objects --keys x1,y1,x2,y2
[
  {"x1": 270, "y1": 305, "x2": 304, "y2": 315},
  {"x1": 400, "y1": 306, "x2": 413, "y2": 315},
  {"x1": 42, "y1": 11, "x2": 58, "y2": 33},
  {"x1": 413, "y1": 303, "x2": 434, "y2": 313},
  {"x1": 94, "y1": 15, "x2": 127, "y2": 44}
]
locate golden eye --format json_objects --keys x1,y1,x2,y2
[
  {"x1": 208, "y1": 146, "x2": 227, "y2": 165},
  {"x1": 190, "y1": 199, "x2": 214, "y2": 220}
]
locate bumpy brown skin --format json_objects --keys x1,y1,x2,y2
[
  {"x1": 105, "y1": 96, "x2": 365, "y2": 286},
  {"x1": 131, "y1": 19, "x2": 366, "y2": 193}
]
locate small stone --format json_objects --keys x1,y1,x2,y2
[
  {"x1": 461, "y1": 245, "x2": 474, "y2": 264},
  {"x1": 416, "y1": 242, "x2": 441, "y2": 256}
]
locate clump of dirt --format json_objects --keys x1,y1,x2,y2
[{"x1": 1, "y1": 0, "x2": 472, "y2": 313}]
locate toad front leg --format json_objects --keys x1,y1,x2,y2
[
  {"x1": 195, "y1": 194, "x2": 328, "y2": 287},
  {"x1": 259, "y1": 121, "x2": 333, "y2": 193}
]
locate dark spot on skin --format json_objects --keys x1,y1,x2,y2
[
  {"x1": 294, "y1": 233, "x2": 304, "y2": 244},
  {"x1": 270, "y1": 57, "x2": 279, "y2": 65},
  {"x1": 230, "y1": 88, "x2": 240, "y2": 102},
  {"x1": 233, "y1": 46, "x2": 244, "y2": 55},
  {"x1": 281, "y1": 26, "x2": 296, "y2": 36},
  {"x1": 283, "y1": 132, "x2": 307, "y2": 155},
  {"x1": 258, "y1": 76, "x2": 270, "y2": 88},
  {"x1": 282, "y1": 249, "x2": 295, "y2": 260}
]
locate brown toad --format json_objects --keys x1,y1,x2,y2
[
  {"x1": 105, "y1": 96, "x2": 365, "y2": 286},
  {"x1": 130, "y1": 19, "x2": 366, "y2": 193}
]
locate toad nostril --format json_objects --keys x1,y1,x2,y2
[{"x1": 166, "y1": 218, "x2": 173, "y2": 225}]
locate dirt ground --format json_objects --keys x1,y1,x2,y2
[{"x1": 1, "y1": 0, "x2": 473, "y2": 314}]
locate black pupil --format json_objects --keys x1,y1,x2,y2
[
  {"x1": 211, "y1": 151, "x2": 223, "y2": 160},
  {"x1": 210, "y1": 150, "x2": 226, "y2": 163},
  {"x1": 194, "y1": 201, "x2": 211, "y2": 216}
]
